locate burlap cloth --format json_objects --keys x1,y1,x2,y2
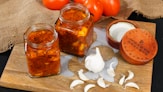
[{"x1": 0, "y1": 0, "x2": 163, "y2": 53}]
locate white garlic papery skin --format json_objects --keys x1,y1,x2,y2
[
  {"x1": 70, "y1": 80, "x2": 84, "y2": 89},
  {"x1": 85, "y1": 47, "x2": 105, "y2": 73},
  {"x1": 124, "y1": 82, "x2": 139, "y2": 89},
  {"x1": 107, "y1": 62, "x2": 115, "y2": 77},
  {"x1": 84, "y1": 84, "x2": 96, "y2": 92}
]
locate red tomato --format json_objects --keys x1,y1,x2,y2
[
  {"x1": 99, "y1": 0, "x2": 120, "y2": 16},
  {"x1": 83, "y1": 0, "x2": 103, "y2": 22},
  {"x1": 74, "y1": 0, "x2": 85, "y2": 4},
  {"x1": 42, "y1": 0, "x2": 70, "y2": 10}
]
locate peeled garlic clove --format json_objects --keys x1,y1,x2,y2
[
  {"x1": 85, "y1": 47, "x2": 105, "y2": 73},
  {"x1": 70, "y1": 79, "x2": 84, "y2": 89},
  {"x1": 119, "y1": 74, "x2": 126, "y2": 85},
  {"x1": 78, "y1": 69, "x2": 89, "y2": 81},
  {"x1": 97, "y1": 77, "x2": 110, "y2": 88},
  {"x1": 124, "y1": 82, "x2": 139, "y2": 89},
  {"x1": 84, "y1": 84, "x2": 96, "y2": 92},
  {"x1": 107, "y1": 62, "x2": 115, "y2": 77},
  {"x1": 125, "y1": 70, "x2": 134, "y2": 82}
]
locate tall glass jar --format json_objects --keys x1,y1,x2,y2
[
  {"x1": 24, "y1": 23, "x2": 60, "y2": 77},
  {"x1": 55, "y1": 3, "x2": 94, "y2": 57}
]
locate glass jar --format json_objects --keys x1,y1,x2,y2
[
  {"x1": 24, "y1": 23, "x2": 60, "y2": 77},
  {"x1": 55, "y1": 3, "x2": 94, "y2": 57}
]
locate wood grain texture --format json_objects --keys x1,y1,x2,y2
[{"x1": 0, "y1": 20, "x2": 156, "y2": 92}]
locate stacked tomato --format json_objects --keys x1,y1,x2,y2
[{"x1": 42, "y1": 0, "x2": 120, "y2": 22}]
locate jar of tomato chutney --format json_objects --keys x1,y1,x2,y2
[
  {"x1": 55, "y1": 3, "x2": 94, "y2": 57},
  {"x1": 24, "y1": 23, "x2": 60, "y2": 77}
]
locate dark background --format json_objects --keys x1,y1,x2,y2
[{"x1": 0, "y1": 12, "x2": 163, "y2": 92}]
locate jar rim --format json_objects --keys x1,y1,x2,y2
[
  {"x1": 24, "y1": 23, "x2": 58, "y2": 48},
  {"x1": 59, "y1": 3, "x2": 90, "y2": 25}
]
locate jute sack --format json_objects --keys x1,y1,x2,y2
[
  {"x1": 0, "y1": 0, "x2": 163, "y2": 53},
  {"x1": 0, "y1": 0, "x2": 60, "y2": 53},
  {"x1": 0, "y1": 0, "x2": 131, "y2": 53},
  {"x1": 123, "y1": 0, "x2": 163, "y2": 19}
]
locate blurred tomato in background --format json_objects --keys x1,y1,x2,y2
[
  {"x1": 74, "y1": 0, "x2": 85, "y2": 4},
  {"x1": 74, "y1": 0, "x2": 103, "y2": 22},
  {"x1": 42, "y1": 0, "x2": 70, "y2": 10},
  {"x1": 99, "y1": 0, "x2": 120, "y2": 16},
  {"x1": 42, "y1": 0, "x2": 120, "y2": 22}
]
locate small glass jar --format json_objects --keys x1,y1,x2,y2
[
  {"x1": 55, "y1": 3, "x2": 94, "y2": 57},
  {"x1": 24, "y1": 23, "x2": 60, "y2": 77}
]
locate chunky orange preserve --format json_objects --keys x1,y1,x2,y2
[
  {"x1": 25, "y1": 30, "x2": 60, "y2": 77},
  {"x1": 55, "y1": 8, "x2": 94, "y2": 56}
]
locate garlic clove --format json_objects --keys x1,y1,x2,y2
[
  {"x1": 119, "y1": 74, "x2": 126, "y2": 85},
  {"x1": 100, "y1": 57, "x2": 118, "y2": 82},
  {"x1": 84, "y1": 84, "x2": 96, "y2": 92},
  {"x1": 107, "y1": 62, "x2": 115, "y2": 77},
  {"x1": 85, "y1": 47, "x2": 105, "y2": 73},
  {"x1": 97, "y1": 77, "x2": 110, "y2": 88},
  {"x1": 124, "y1": 82, "x2": 139, "y2": 89},
  {"x1": 78, "y1": 69, "x2": 89, "y2": 81},
  {"x1": 70, "y1": 79, "x2": 84, "y2": 89},
  {"x1": 125, "y1": 70, "x2": 134, "y2": 82}
]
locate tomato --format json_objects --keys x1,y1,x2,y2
[
  {"x1": 74, "y1": 0, "x2": 85, "y2": 4},
  {"x1": 82, "y1": 0, "x2": 103, "y2": 22},
  {"x1": 42, "y1": 0, "x2": 70, "y2": 10},
  {"x1": 99, "y1": 0, "x2": 120, "y2": 16}
]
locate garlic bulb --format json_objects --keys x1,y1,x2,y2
[{"x1": 85, "y1": 47, "x2": 105, "y2": 73}]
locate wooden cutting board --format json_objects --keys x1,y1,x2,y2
[{"x1": 0, "y1": 20, "x2": 156, "y2": 92}]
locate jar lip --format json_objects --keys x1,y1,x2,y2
[
  {"x1": 59, "y1": 3, "x2": 90, "y2": 25},
  {"x1": 24, "y1": 23, "x2": 58, "y2": 48}
]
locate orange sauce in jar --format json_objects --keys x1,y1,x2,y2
[
  {"x1": 55, "y1": 3, "x2": 94, "y2": 57},
  {"x1": 24, "y1": 23, "x2": 60, "y2": 77}
]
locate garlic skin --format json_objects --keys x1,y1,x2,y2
[
  {"x1": 78, "y1": 69, "x2": 89, "y2": 81},
  {"x1": 84, "y1": 84, "x2": 96, "y2": 92},
  {"x1": 124, "y1": 82, "x2": 139, "y2": 89},
  {"x1": 97, "y1": 77, "x2": 110, "y2": 88},
  {"x1": 107, "y1": 62, "x2": 115, "y2": 77},
  {"x1": 70, "y1": 80, "x2": 84, "y2": 89},
  {"x1": 85, "y1": 47, "x2": 105, "y2": 73},
  {"x1": 125, "y1": 70, "x2": 134, "y2": 82}
]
